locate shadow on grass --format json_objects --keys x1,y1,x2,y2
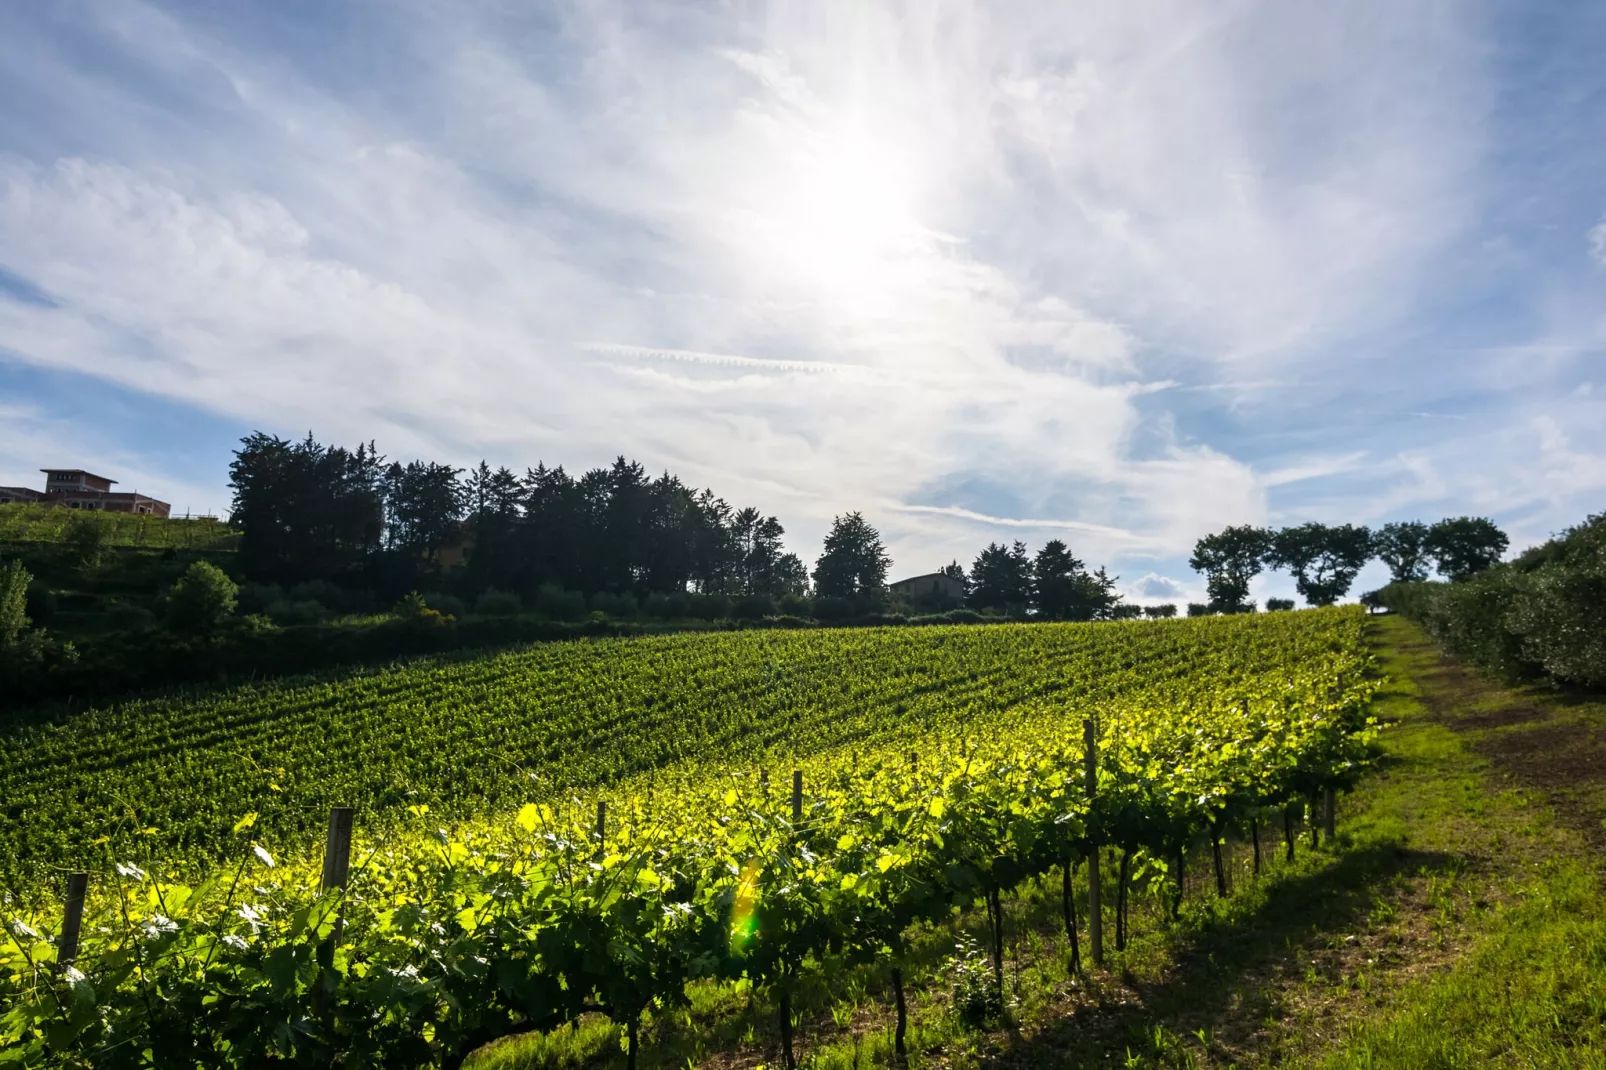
[{"x1": 993, "y1": 839, "x2": 1459, "y2": 1068}]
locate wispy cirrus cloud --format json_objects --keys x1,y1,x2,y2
[{"x1": 0, "y1": 0, "x2": 1604, "y2": 591}]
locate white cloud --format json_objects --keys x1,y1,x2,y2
[
  {"x1": 1590, "y1": 216, "x2": 1606, "y2": 265},
  {"x1": 5, "y1": 0, "x2": 1594, "y2": 580},
  {"x1": 1132, "y1": 573, "x2": 1185, "y2": 600}
]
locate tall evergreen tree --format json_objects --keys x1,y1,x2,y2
[
  {"x1": 969, "y1": 541, "x2": 1032, "y2": 613},
  {"x1": 812, "y1": 513, "x2": 891, "y2": 598}
]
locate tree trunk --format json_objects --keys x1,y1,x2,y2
[
  {"x1": 1115, "y1": 849, "x2": 1131, "y2": 951},
  {"x1": 892, "y1": 966, "x2": 908, "y2": 1059},
  {"x1": 988, "y1": 886, "x2": 1005, "y2": 992},
  {"x1": 1063, "y1": 859, "x2": 1081, "y2": 972},
  {"x1": 779, "y1": 986, "x2": 796, "y2": 1070},
  {"x1": 1171, "y1": 846, "x2": 1185, "y2": 920}
]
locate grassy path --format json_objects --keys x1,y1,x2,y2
[{"x1": 473, "y1": 616, "x2": 1606, "y2": 1069}]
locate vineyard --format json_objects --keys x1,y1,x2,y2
[
  {"x1": 0, "y1": 502, "x2": 238, "y2": 551},
  {"x1": 1, "y1": 610, "x2": 1380, "y2": 1068}
]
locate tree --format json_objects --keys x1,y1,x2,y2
[
  {"x1": 165, "y1": 561, "x2": 239, "y2": 635},
  {"x1": 812, "y1": 513, "x2": 891, "y2": 598},
  {"x1": 773, "y1": 553, "x2": 810, "y2": 597},
  {"x1": 1266, "y1": 523, "x2": 1373, "y2": 606},
  {"x1": 938, "y1": 560, "x2": 969, "y2": 594},
  {"x1": 1143, "y1": 603, "x2": 1178, "y2": 619},
  {"x1": 1426, "y1": 517, "x2": 1508, "y2": 582},
  {"x1": 1031, "y1": 540, "x2": 1085, "y2": 620},
  {"x1": 65, "y1": 513, "x2": 108, "y2": 570},
  {"x1": 1, "y1": 558, "x2": 30, "y2": 647},
  {"x1": 1373, "y1": 521, "x2": 1432, "y2": 583},
  {"x1": 969, "y1": 541, "x2": 1032, "y2": 613},
  {"x1": 1188, "y1": 525, "x2": 1272, "y2": 612}
]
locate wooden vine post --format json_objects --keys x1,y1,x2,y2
[
  {"x1": 1323, "y1": 787, "x2": 1336, "y2": 841},
  {"x1": 1083, "y1": 718, "x2": 1103, "y2": 966},
  {"x1": 59, "y1": 872, "x2": 89, "y2": 971},
  {"x1": 779, "y1": 768, "x2": 802, "y2": 1070},
  {"x1": 316, "y1": 806, "x2": 356, "y2": 1019}
]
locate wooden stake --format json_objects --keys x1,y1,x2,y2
[
  {"x1": 1062, "y1": 858, "x2": 1081, "y2": 972},
  {"x1": 1323, "y1": 787, "x2": 1336, "y2": 841},
  {"x1": 791, "y1": 770, "x2": 803, "y2": 823},
  {"x1": 59, "y1": 873, "x2": 88, "y2": 970},
  {"x1": 317, "y1": 806, "x2": 356, "y2": 1017},
  {"x1": 1083, "y1": 719, "x2": 1103, "y2": 966},
  {"x1": 596, "y1": 800, "x2": 607, "y2": 850},
  {"x1": 892, "y1": 965, "x2": 909, "y2": 1058}
]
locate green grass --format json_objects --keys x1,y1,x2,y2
[
  {"x1": 469, "y1": 615, "x2": 1606, "y2": 1069},
  {"x1": 0, "y1": 501, "x2": 237, "y2": 549}
]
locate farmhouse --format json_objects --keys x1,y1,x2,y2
[
  {"x1": 888, "y1": 571, "x2": 967, "y2": 602},
  {"x1": 0, "y1": 469, "x2": 172, "y2": 516}
]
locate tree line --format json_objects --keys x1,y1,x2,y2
[
  {"x1": 228, "y1": 433, "x2": 1141, "y2": 622},
  {"x1": 1189, "y1": 517, "x2": 1510, "y2": 612},
  {"x1": 229, "y1": 433, "x2": 815, "y2": 606}
]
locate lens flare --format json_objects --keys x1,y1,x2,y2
[{"x1": 729, "y1": 857, "x2": 762, "y2": 950}]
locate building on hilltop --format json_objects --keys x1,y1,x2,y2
[
  {"x1": 888, "y1": 571, "x2": 968, "y2": 607},
  {"x1": 0, "y1": 469, "x2": 171, "y2": 516}
]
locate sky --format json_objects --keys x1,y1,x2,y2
[{"x1": 1, "y1": 0, "x2": 1604, "y2": 606}]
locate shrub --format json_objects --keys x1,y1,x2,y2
[
  {"x1": 236, "y1": 583, "x2": 285, "y2": 616},
  {"x1": 1111, "y1": 604, "x2": 1143, "y2": 620},
  {"x1": 590, "y1": 591, "x2": 639, "y2": 619},
  {"x1": 1265, "y1": 598, "x2": 1296, "y2": 612},
  {"x1": 393, "y1": 591, "x2": 429, "y2": 619},
  {"x1": 684, "y1": 593, "x2": 731, "y2": 620},
  {"x1": 267, "y1": 599, "x2": 327, "y2": 626},
  {"x1": 777, "y1": 593, "x2": 811, "y2": 617},
  {"x1": 534, "y1": 584, "x2": 587, "y2": 622},
  {"x1": 1187, "y1": 603, "x2": 1212, "y2": 618},
  {"x1": 24, "y1": 581, "x2": 56, "y2": 626},
  {"x1": 949, "y1": 934, "x2": 1004, "y2": 1028},
  {"x1": 1, "y1": 559, "x2": 30, "y2": 647},
  {"x1": 424, "y1": 593, "x2": 467, "y2": 620},
  {"x1": 474, "y1": 589, "x2": 522, "y2": 617},
  {"x1": 287, "y1": 579, "x2": 350, "y2": 614},
  {"x1": 164, "y1": 561, "x2": 239, "y2": 635},
  {"x1": 1143, "y1": 604, "x2": 1178, "y2": 619},
  {"x1": 731, "y1": 593, "x2": 776, "y2": 621},
  {"x1": 105, "y1": 603, "x2": 158, "y2": 633}
]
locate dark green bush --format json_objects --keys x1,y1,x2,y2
[
  {"x1": 474, "y1": 589, "x2": 522, "y2": 617},
  {"x1": 1379, "y1": 513, "x2": 1606, "y2": 688}
]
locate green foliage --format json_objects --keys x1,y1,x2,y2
[
  {"x1": 1424, "y1": 517, "x2": 1508, "y2": 582},
  {"x1": 1377, "y1": 515, "x2": 1605, "y2": 686},
  {"x1": 949, "y1": 934, "x2": 1005, "y2": 1027},
  {"x1": 1187, "y1": 603, "x2": 1212, "y2": 617},
  {"x1": 812, "y1": 512, "x2": 891, "y2": 597},
  {"x1": 0, "y1": 610, "x2": 1379, "y2": 1067},
  {"x1": 969, "y1": 540, "x2": 1032, "y2": 613},
  {"x1": 63, "y1": 512, "x2": 109, "y2": 570},
  {"x1": 1143, "y1": 603, "x2": 1178, "y2": 619},
  {"x1": 0, "y1": 502, "x2": 237, "y2": 550},
  {"x1": 1189, "y1": 525, "x2": 1271, "y2": 612},
  {"x1": 0, "y1": 558, "x2": 29, "y2": 647},
  {"x1": 474, "y1": 589, "x2": 521, "y2": 617},
  {"x1": 164, "y1": 560, "x2": 240, "y2": 635},
  {"x1": 1267, "y1": 522, "x2": 1373, "y2": 606},
  {"x1": 1373, "y1": 521, "x2": 1432, "y2": 583},
  {"x1": 1265, "y1": 598, "x2": 1296, "y2": 612}
]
